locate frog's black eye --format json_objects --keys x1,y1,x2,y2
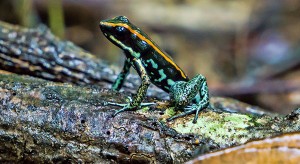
[{"x1": 116, "y1": 26, "x2": 125, "y2": 33}]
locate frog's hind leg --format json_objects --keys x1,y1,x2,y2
[
  {"x1": 168, "y1": 74, "x2": 210, "y2": 123},
  {"x1": 191, "y1": 79, "x2": 210, "y2": 123},
  {"x1": 166, "y1": 103, "x2": 207, "y2": 123}
]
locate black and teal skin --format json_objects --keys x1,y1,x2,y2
[{"x1": 100, "y1": 16, "x2": 210, "y2": 123}]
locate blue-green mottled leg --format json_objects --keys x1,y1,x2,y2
[
  {"x1": 169, "y1": 75, "x2": 204, "y2": 108},
  {"x1": 192, "y1": 76, "x2": 210, "y2": 123},
  {"x1": 111, "y1": 59, "x2": 153, "y2": 116},
  {"x1": 167, "y1": 74, "x2": 209, "y2": 123},
  {"x1": 112, "y1": 59, "x2": 131, "y2": 91}
]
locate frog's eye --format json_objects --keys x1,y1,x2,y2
[{"x1": 116, "y1": 26, "x2": 125, "y2": 33}]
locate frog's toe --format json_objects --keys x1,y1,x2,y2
[
  {"x1": 166, "y1": 109, "x2": 197, "y2": 122},
  {"x1": 167, "y1": 104, "x2": 207, "y2": 123},
  {"x1": 183, "y1": 105, "x2": 193, "y2": 111},
  {"x1": 104, "y1": 96, "x2": 133, "y2": 107},
  {"x1": 105, "y1": 101, "x2": 127, "y2": 107},
  {"x1": 140, "y1": 102, "x2": 156, "y2": 107},
  {"x1": 113, "y1": 104, "x2": 133, "y2": 117}
]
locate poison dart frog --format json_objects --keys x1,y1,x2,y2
[{"x1": 100, "y1": 16, "x2": 211, "y2": 123}]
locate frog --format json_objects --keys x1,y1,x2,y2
[{"x1": 100, "y1": 16, "x2": 211, "y2": 123}]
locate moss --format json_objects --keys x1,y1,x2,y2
[
  {"x1": 0, "y1": 74, "x2": 45, "y2": 85},
  {"x1": 137, "y1": 106, "x2": 151, "y2": 113},
  {"x1": 172, "y1": 112, "x2": 256, "y2": 146},
  {"x1": 164, "y1": 107, "x2": 176, "y2": 117},
  {"x1": 22, "y1": 94, "x2": 42, "y2": 107},
  {"x1": 49, "y1": 85, "x2": 82, "y2": 100}
]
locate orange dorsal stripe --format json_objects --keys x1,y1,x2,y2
[{"x1": 102, "y1": 22, "x2": 187, "y2": 79}]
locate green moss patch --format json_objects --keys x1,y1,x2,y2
[{"x1": 171, "y1": 112, "x2": 256, "y2": 146}]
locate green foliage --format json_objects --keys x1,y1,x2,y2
[
  {"x1": 15, "y1": 0, "x2": 36, "y2": 27},
  {"x1": 48, "y1": 0, "x2": 65, "y2": 38}
]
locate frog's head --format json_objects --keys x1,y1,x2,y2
[
  {"x1": 100, "y1": 16, "x2": 150, "y2": 53},
  {"x1": 100, "y1": 16, "x2": 135, "y2": 48}
]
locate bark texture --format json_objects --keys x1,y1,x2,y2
[{"x1": 0, "y1": 73, "x2": 213, "y2": 163}]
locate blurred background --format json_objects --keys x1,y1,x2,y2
[{"x1": 0, "y1": 0, "x2": 300, "y2": 114}]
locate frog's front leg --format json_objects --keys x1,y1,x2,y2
[
  {"x1": 167, "y1": 74, "x2": 209, "y2": 123},
  {"x1": 112, "y1": 59, "x2": 154, "y2": 116},
  {"x1": 112, "y1": 58, "x2": 131, "y2": 91}
]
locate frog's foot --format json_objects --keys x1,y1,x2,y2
[
  {"x1": 112, "y1": 103, "x2": 134, "y2": 116},
  {"x1": 107, "y1": 102, "x2": 155, "y2": 107},
  {"x1": 166, "y1": 109, "x2": 197, "y2": 122},
  {"x1": 111, "y1": 103, "x2": 155, "y2": 117},
  {"x1": 105, "y1": 97, "x2": 155, "y2": 117},
  {"x1": 104, "y1": 96, "x2": 133, "y2": 107},
  {"x1": 167, "y1": 104, "x2": 208, "y2": 123}
]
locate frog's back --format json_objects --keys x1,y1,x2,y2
[
  {"x1": 139, "y1": 48, "x2": 188, "y2": 92},
  {"x1": 121, "y1": 20, "x2": 189, "y2": 92}
]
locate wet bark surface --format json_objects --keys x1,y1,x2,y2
[{"x1": 0, "y1": 73, "x2": 214, "y2": 163}]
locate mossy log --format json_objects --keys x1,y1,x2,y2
[
  {"x1": 0, "y1": 73, "x2": 299, "y2": 163},
  {"x1": 0, "y1": 21, "x2": 299, "y2": 163}
]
